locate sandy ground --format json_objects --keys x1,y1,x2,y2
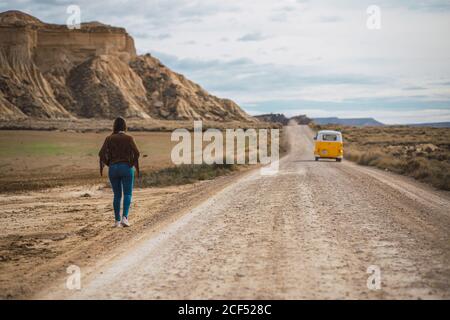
[
  {"x1": 0, "y1": 170, "x2": 247, "y2": 299},
  {"x1": 35, "y1": 125, "x2": 450, "y2": 299}
]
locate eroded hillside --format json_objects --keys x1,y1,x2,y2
[{"x1": 0, "y1": 10, "x2": 254, "y2": 122}]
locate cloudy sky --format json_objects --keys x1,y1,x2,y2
[{"x1": 2, "y1": 0, "x2": 450, "y2": 123}]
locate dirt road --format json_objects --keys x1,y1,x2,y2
[{"x1": 40, "y1": 125, "x2": 450, "y2": 299}]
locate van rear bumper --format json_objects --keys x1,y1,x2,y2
[{"x1": 314, "y1": 154, "x2": 343, "y2": 159}]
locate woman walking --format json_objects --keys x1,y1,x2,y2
[{"x1": 99, "y1": 117, "x2": 140, "y2": 227}]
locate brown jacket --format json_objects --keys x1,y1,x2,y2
[{"x1": 98, "y1": 132, "x2": 140, "y2": 176}]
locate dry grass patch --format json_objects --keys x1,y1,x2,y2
[
  {"x1": 0, "y1": 127, "x2": 285, "y2": 192},
  {"x1": 136, "y1": 163, "x2": 238, "y2": 187},
  {"x1": 313, "y1": 124, "x2": 450, "y2": 190}
]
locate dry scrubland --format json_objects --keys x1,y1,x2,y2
[
  {"x1": 314, "y1": 124, "x2": 450, "y2": 190},
  {"x1": 0, "y1": 127, "x2": 284, "y2": 192},
  {"x1": 0, "y1": 118, "x2": 278, "y2": 132},
  {"x1": 0, "y1": 130, "x2": 175, "y2": 192}
]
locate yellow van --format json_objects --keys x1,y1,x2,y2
[{"x1": 314, "y1": 130, "x2": 343, "y2": 162}]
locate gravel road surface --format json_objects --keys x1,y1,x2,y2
[{"x1": 41, "y1": 125, "x2": 450, "y2": 299}]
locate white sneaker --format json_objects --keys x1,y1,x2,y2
[
  {"x1": 113, "y1": 221, "x2": 122, "y2": 228},
  {"x1": 121, "y1": 217, "x2": 130, "y2": 227}
]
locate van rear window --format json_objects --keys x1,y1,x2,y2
[{"x1": 322, "y1": 134, "x2": 337, "y2": 141}]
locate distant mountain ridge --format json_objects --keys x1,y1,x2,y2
[
  {"x1": 313, "y1": 117, "x2": 384, "y2": 126},
  {"x1": 406, "y1": 122, "x2": 450, "y2": 128}
]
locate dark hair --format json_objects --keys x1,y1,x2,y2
[{"x1": 113, "y1": 117, "x2": 127, "y2": 133}]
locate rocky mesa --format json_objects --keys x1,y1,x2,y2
[{"x1": 0, "y1": 10, "x2": 254, "y2": 122}]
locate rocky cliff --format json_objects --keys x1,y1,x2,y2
[
  {"x1": 254, "y1": 113, "x2": 312, "y2": 125},
  {"x1": 254, "y1": 113, "x2": 290, "y2": 125},
  {"x1": 0, "y1": 10, "x2": 254, "y2": 122}
]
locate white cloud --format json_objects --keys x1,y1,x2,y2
[
  {"x1": 2, "y1": 0, "x2": 450, "y2": 122},
  {"x1": 237, "y1": 32, "x2": 270, "y2": 42}
]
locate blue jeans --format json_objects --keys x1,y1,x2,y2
[{"x1": 108, "y1": 162, "x2": 134, "y2": 221}]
